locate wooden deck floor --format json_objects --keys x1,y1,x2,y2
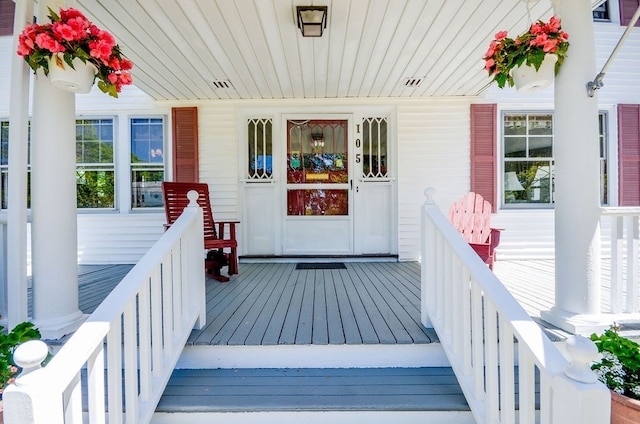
[
  {"x1": 63, "y1": 259, "x2": 583, "y2": 345},
  {"x1": 187, "y1": 261, "x2": 438, "y2": 346}
]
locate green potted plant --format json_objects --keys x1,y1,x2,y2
[
  {"x1": 483, "y1": 16, "x2": 570, "y2": 92},
  {"x1": 591, "y1": 325, "x2": 640, "y2": 423},
  {"x1": 16, "y1": 7, "x2": 133, "y2": 97}
]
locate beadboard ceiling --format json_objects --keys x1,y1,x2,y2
[{"x1": 74, "y1": 0, "x2": 570, "y2": 101}]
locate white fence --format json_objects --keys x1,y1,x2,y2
[
  {"x1": 421, "y1": 189, "x2": 610, "y2": 424},
  {"x1": 601, "y1": 207, "x2": 640, "y2": 313},
  {"x1": 3, "y1": 191, "x2": 206, "y2": 424}
]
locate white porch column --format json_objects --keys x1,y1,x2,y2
[
  {"x1": 6, "y1": 0, "x2": 34, "y2": 330},
  {"x1": 30, "y1": 0, "x2": 85, "y2": 339},
  {"x1": 540, "y1": 0, "x2": 603, "y2": 334}
]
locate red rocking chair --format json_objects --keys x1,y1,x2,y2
[
  {"x1": 162, "y1": 182, "x2": 239, "y2": 282},
  {"x1": 449, "y1": 192, "x2": 502, "y2": 270}
]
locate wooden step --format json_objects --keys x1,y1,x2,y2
[{"x1": 152, "y1": 367, "x2": 475, "y2": 424}]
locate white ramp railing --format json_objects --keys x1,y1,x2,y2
[
  {"x1": 601, "y1": 207, "x2": 640, "y2": 313},
  {"x1": 421, "y1": 189, "x2": 610, "y2": 424},
  {"x1": 3, "y1": 191, "x2": 206, "y2": 424}
]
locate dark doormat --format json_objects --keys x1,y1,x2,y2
[{"x1": 295, "y1": 262, "x2": 347, "y2": 270}]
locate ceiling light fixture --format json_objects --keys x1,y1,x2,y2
[{"x1": 296, "y1": 6, "x2": 327, "y2": 37}]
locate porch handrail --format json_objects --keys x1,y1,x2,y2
[
  {"x1": 601, "y1": 207, "x2": 640, "y2": 313},
  {"x1": 421, "y1": 189, "x2": 609, "y2": 424},
  {"x1": 3, "y1": 191, "x2": 206, "y2": 424}
]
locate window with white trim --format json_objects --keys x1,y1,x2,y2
[
  {"x1": 502, "y1": 112, "x2": 608, "y2": 207},
  {"x1": 1, "y1": 120, "x2": 9, "y2": 208},
  {"x1": 76, "y1": 118, "x2": 115, "y2": 209},
  {"x1": 130, "y1": 117, "x2": 165, "y2": 208}
]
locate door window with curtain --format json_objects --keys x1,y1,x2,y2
[{"x1": 286, "y1": 119, "x2": 348, "y2": 216}]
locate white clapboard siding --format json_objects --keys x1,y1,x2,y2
[
  {"x1": 77, "y1": 213, "x2": 165, "y2": 264},
  {"x1": 397, "y1": 99, "x2": 473, "y2": 261}
]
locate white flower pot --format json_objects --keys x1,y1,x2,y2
[
  {"x1": 511, "y1": 54, "x2": 558, "y2": 93},
  {"x1": 47, "y1": 53, "x2": 98, "y2": 94}
]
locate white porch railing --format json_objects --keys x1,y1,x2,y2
[
  {"x1": 601, "y1": 207, "x2": 640, "y2": 313},
  {"x1": 421, "y1": 189, "x2": 610, "y2": 424},
  {"x1": 3, "y1": 191, "x2": 206, "y2": 424}
]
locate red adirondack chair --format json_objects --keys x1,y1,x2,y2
[
  {"x1": 162, "y1": 182, "x2": 239, "y2": 282},
  {"x1": 449, "y1": 192, "x2": 502, "y2": 270}
]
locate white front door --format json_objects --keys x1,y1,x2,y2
[{"x1": 240, "y1": 111, "x2": 396, "y2": 257}]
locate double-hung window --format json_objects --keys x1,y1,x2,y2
[
  {"x1": 76, "y1": 118, "x2": 115, "y2": 209},
  {"x1": 130, "y1": 117, "x2": 165, "y2": 208},
  {"x1": 502, "y1": 112, "x2": 608, "y2": 207}
]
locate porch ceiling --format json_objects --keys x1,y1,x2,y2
[{"x1": 74, "y1": 0, "x2": 562, "y2": 101}]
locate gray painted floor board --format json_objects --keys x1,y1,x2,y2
[{"x1": 156, "y1": 367, "x2": 470, "y2": 413}]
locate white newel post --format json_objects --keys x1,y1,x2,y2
[
  {"x1": 30, "y1": 0, "x2": 85, "y2": 339},
  {"x1": 551, "y1": 336, "x2": 610, "y2": 423},
  {"x1": 541, "y1": 0, "x2": 604, "y2": 334}
]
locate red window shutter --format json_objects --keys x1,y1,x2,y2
[
  {"x1": 470, "y1": 104, "x2": 497, "y2": 212},
  {"x1": 171, "y1": 107, "x2": 199, "y2": 183},
  {"x1": 620, "y1": 0, "x2": 640, "y2": 26},
  {"x1": 0, "y1": 0, "x2": 15, "y2": 36},
  {"x1": 618, "y1": 104, "x2": 640, "y2": 206}
]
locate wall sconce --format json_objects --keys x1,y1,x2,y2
[{"x1": 296, "y1": 6, "x2": 328, "y2": 37}]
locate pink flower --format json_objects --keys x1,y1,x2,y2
[
  {"x1": 120, "y1": 58, "x2": 133, "y2": 71},
  {"x1": 35, "y1": 32, "x2": 65, "y2": 53},
  {"x1": 530, "y1": 33, "x2": 548, "y2": 47},
  {"x1": 547, "y1": 16, "x2": 561, "y2": 32},
  {"x1": 59, "y1": 7, "x2": 88, "y2": 22},
  {"x1": 484, "y1": 45, "x2": 496, "y2": 59},
  {"x1": 52, "y1": 22, "x2": 77, "y2": 41},
  {"x1": 543, "y1": 39, "x2": 558, "y2": 53},
  {"x1": 118, "y1": 72, "x2": 133, "y2": 86},
  {"x1": 494, "y1": 31, "x2": 508, "y2": 41},
  {"x1": 89, "y1": 39, "x2": 113, "y2": 61},
  {"x1": 107, "y1": 72, "x2": 119, "y2": 84},
  {"x1": 97, "y1": 30, "x2": 116, "y2": 48},
  {"x1": 529, "y1": 23, "x2": 544, "y2": 35},
  {"x1": 484, "y1": 58, "x2": 495, "y2": 71}
]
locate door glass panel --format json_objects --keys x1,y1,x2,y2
[
  {"x1": 287, "y1": 189, "x2": 348, "y2": 216},
  {"x1": 362, "y1": 117, "x2": 388, "y2": 178},
  {"x1": 286, "y1": 119, "x2": 348, "y2": 216}
]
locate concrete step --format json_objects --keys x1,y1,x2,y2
[{"x1": 151, "y1": 367, "x2": 475, "y2": 424}]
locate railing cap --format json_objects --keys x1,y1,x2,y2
[
  {"x1": 423, "y1": 187, "x2": 436, "y2": 205},
  {"x1": 187, "y1": 190, "x2": 200, "y2": 206},
  {"x1": 13, "y1": 340, "x2": 49, "y2": 385},
  {"x1": 563, "y1": 335, "x2": 599, "y2": 384}
]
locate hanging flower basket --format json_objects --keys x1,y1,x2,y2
[
  {"x1": 47, "y1": 53, "x2": 98, "y2": 93},
  {"x1": 511, "y1": 53, "x2": 557, "y2": 93},
  {"x1": 16, "y1": 7, "x2": 133, "y2": 98},
  {"x1": 483, "y1": 16, "x2": 569, "y2": 92}
]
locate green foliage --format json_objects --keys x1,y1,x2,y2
[
  {"x1": 0, "y1": 322, "x2": 42, "y2": 393},
  {"x1": 591, "y1": 325, "x2": 640, "y2": 400}
]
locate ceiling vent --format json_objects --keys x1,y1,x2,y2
[
  {"x1": 210, "y1": 79, "x2": 233, "y2": 90},
  {"x1": 402, "y1": 77, "x2": 424, "y2": 88}
]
